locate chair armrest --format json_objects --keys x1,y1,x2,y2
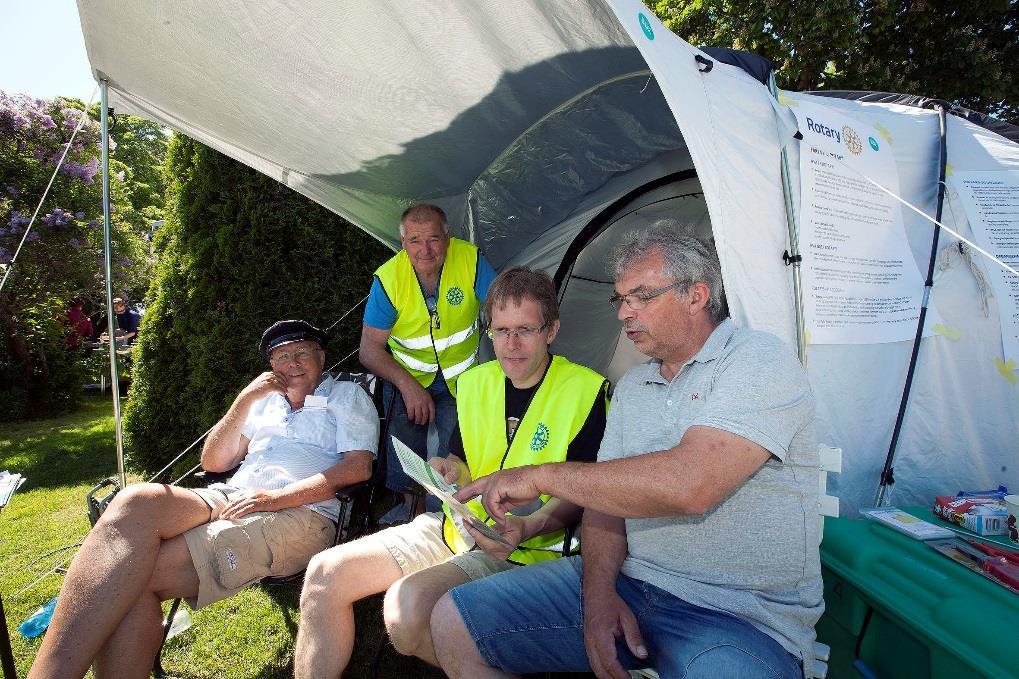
[
  {"x1": 194, "y1": 466, "x2": 239, "y2": 485},
  {"x1": 335, "y1": 480, "x2": 370, "y2": 502}
]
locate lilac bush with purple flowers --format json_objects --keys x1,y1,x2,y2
[{"x1": 1, "y1": 90, "x2": 162, "y2": 419}]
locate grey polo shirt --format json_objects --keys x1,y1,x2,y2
[{"x1": 597, "y1": 319, "x2": 822, "y2": 670}]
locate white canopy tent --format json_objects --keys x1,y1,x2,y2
[{"x1": 76, "y1": 0, "x2": 1019, "y2": 515}]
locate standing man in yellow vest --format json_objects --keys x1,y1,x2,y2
[
  {"x1": 359, "y1": 203, "x2": 498, "y2": 521},
  {"x1": 295, "y1": 267, "x2": 608, "y2": 678}
]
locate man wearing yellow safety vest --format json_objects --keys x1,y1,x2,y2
[
  {"x1": 359, "y1": 203, "x2": 498, "y2": 521},
  {"x1": 295, "y1": 267, "x2": 608, "y2": 677}
]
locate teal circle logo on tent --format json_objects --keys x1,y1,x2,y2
[
  {"x1": 530, "y1": 423, "x2": 550, "y2": 451},
  {"x1": 446, "y1": 287, "x2": 464, "y2": 306},
  {"x1": 868, "y1": 136, "x2": 880, "y2": 151},
  {"x1": 638, "y1": 13, "x2": 654, "y2": 40}
]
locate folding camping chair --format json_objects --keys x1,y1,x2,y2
[{"x1": 151, "y1": 371, "x2": 387, "y2": 678}]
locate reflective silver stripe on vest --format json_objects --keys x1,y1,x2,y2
[
  {"x1": 389, "y1": 332, "x2": 434, "y2": 350},
  {"x1": 391, "y1": 349, "x2": 440, "y2": 373},
  {"x1": 433, "y1": 321, "x2": 477, "y2": 352},
  {"x1": 442, "y1": 352, "x2": 477, "y2": 379}
]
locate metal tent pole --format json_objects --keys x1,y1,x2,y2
[
  {"x1": 874, "y1": 101, "x2": 949, "y2": 507},
  {"x1": 768, "y1": 73, "x2": 806, "y2": 363},
  {"x1": 100, "y1": 79, "x2": 127, "y2": 488}
]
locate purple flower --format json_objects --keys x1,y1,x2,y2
[
  {"x1": 26, "y1": 232, "x2": 40, "y2": 242},
  {"x1": 75, "y1": 212, "x2": 85, "y2": 220},
  {"x1": 0, "y1": 247, "x2": 12, "y2": 263},
  {"x1": 118, "y1": 257, "x2": 132, "y2": 267},
  {"x1": 68, "y1": 238, "x2": 85, "y2": 249},
  {"x1": 88, "y1": 219, "x2": 100, "y2": 229},
  {"x1": 5, "y1": 185, "x2": 18, "y2": 197}
]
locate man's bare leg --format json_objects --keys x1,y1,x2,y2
[
  {"x1": 294, "y1": 536, "x2": 405, "y2": 679},
  {"x1": 93, "y1": 534, "x2": 200, "y2": 679},
  {"x1": 431, "y1": 591, "x2": 517, "y2": 678},
  {"x1": 383, "y1": 563, "x2": 469, "y2": 665},
  {"x1": 28, "y1": 484, "x2": 212, "y2": 679}
]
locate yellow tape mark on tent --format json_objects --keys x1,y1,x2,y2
[
  {"x1": 873, "y1": 122, "x2": 893, "y2": 146},
  {"x1": 945, "y1": 163, "x2": 954, "y2": 178},
  {"x1": 994, "y1": 357, "x2": 1017, "y2": 385},
  {"x1": 932, "y1": 324, "x2": 962, "y2": 340},
  {"x1": 804, "y1": 328, "x2": 812, "y2": 345},
  {"x1": 778, "y1": 92, "x2": 798, "y2": 107}
]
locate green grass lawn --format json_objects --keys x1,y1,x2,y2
[{"x1": 0, "y1": 395, "x2": 444, "y2": 678}]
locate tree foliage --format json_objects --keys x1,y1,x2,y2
[
  {"x1": 0, "y1": 92, "x2": 160, "y2": 420},
  {"x1": 651, "y1": 0, "x2": 1019, "y2": 123},
  {"x1": 124, "y1": 134, "x2": 391, "y2": 474}
]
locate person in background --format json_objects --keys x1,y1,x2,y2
[{"x1": 64, "y1": 297, "x2": 93, "y2": 348}]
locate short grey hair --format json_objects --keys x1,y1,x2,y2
[
  {"x1": 607, "y1": 222, "x2": 727, "y2": 322},
  {"x1": 399, "y1": 203, "x2": 451, "y2": 237}
]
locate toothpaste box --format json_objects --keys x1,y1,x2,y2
[{"x1": 933, "y1": 496, "x2": 1009, "y2": 536}]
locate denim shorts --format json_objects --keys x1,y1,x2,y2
[{"x1": 448, "y1": 556, "x2": 802, "y2": 678}]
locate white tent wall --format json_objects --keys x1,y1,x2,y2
[{"x1": 75, "y1": 0, "x2": 1018, "y2": 516}]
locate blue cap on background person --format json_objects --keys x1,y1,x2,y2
[{"x1": 259, "y1": 320, "x2": 328, "y2": 361}]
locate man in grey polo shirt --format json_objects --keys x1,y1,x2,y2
[{"x1": 430, "y1": 225, "x2": 822, "y2": 679}]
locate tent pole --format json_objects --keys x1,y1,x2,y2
[
  {"x1": 768, "y1": 74, "x2": 806, "y2": 363},
  {"x1": 874, "y1": 101, "x2": 949, "y2": 507},
  {"x1": 100, "y1": 79, "x2": 127, "y2": 488}
]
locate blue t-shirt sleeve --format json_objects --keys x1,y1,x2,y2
[
  {"x1": 363, "y1": 277, "x2": 397, "y2": 330},
  {"x1": 475, "y1": 254, "x2": 498, "y2": 302}
]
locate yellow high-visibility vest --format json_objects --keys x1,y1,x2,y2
[
  {"x1": 375, "y1": 237, "x2": 481, "y2": 396},
  {"x1": 443, "y1": 355, "x2": 607, "y2": 564}
]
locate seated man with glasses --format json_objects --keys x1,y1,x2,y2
[
  {"x1": 29, "y1": 320, "x2": 378, "y2": 679},
  {"x1": 295, "y1": 267, "x2": 609, "y2": 678}
]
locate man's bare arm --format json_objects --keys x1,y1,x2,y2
[
  {"x1": 201, "y1": 371, "x2": 287, "y2": 472},
  {"x1": 457, "y1": 425, "x2": 772, "y2": 521},
  {"x1": 359, "y1": 323, "x2": 435, "y2": 424},
  {"x1": 581, "y1": 509, "x2": 648, "y2": 678},
  {"x1": 218, "y1": 450, "x2": 373, "y2": 520}
]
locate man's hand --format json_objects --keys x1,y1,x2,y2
[
  {"x1": 400, "y1": 380, "x2": 435, "y2": 425},
  {"x1": 584, "y1": 587, "x2": 648, "y2": 679},
  {"x1": 455, "y1": 465, "x2": 544, "y2": 524},
  {"x1": 219, "y1": 489, "x2": 283, "y2": 520},
  {"x1": 463, "y1": 514, "x2": 526, "y2": 561},
  {"x1": 238, "y1": 371, "x2": 289, "y2": 403},
  {"x1": 429, "y1": 455, "x2": 470, "y2": 486}
]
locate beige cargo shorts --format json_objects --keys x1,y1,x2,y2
[{"x1": 183, "y1": 486, "x2": 335, "y2": 609}]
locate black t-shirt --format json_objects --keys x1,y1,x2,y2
[{"x1": 448, "y1": 365, "x2": 607, "y2": 464}]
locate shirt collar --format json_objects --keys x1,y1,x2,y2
[{"x1": 640, "y1": 318, "x2": 736, "y2": 385}]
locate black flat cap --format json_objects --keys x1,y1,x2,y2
[{"x1": 259, "y1": 320, "x2": 328, "y2": 361}]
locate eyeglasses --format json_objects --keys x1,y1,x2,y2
[
  {"x1": 609, "y1": 282, "x2": 683, "y2": 311},
  {"x1": 270, "y1": 348, "x2": 320, "y2": 365},
  {"x1": 486, "y1": 324, "x2": 548, "y2": 341}
]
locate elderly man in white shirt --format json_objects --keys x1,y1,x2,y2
[{"x1": 29, "y1": 320, "x2": 378, "y2": 679}]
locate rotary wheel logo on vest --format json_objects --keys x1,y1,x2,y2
[
  {"x1": 530, "y1": 423, "x2": 550, "y2": 451},
  {"x1": 446, "y1": 286, "x2": 465, "y2": 305}
]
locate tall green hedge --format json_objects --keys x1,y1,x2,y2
[{"x1": 124, "y1": 134, "x2": 391, "y2": 475}]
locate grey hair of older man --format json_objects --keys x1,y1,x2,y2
[{"x1": 606, "y1": 222, "x2": 727, "y2": 322}]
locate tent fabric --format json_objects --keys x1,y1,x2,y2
[{"x1": 75, "y1": 0, "x2": 1018, "y2": 516}]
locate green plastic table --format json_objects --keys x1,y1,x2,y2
[{"x1": 819, "y1": 509, "x2": 1018, "y2": 679}]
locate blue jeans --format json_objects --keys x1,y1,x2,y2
[
  {"x1": 448, "y1": 556, "x2": 802, "y2": 679},
  {"x1": 383, "y1": 379, "x2": 457, "y2": 495}
]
